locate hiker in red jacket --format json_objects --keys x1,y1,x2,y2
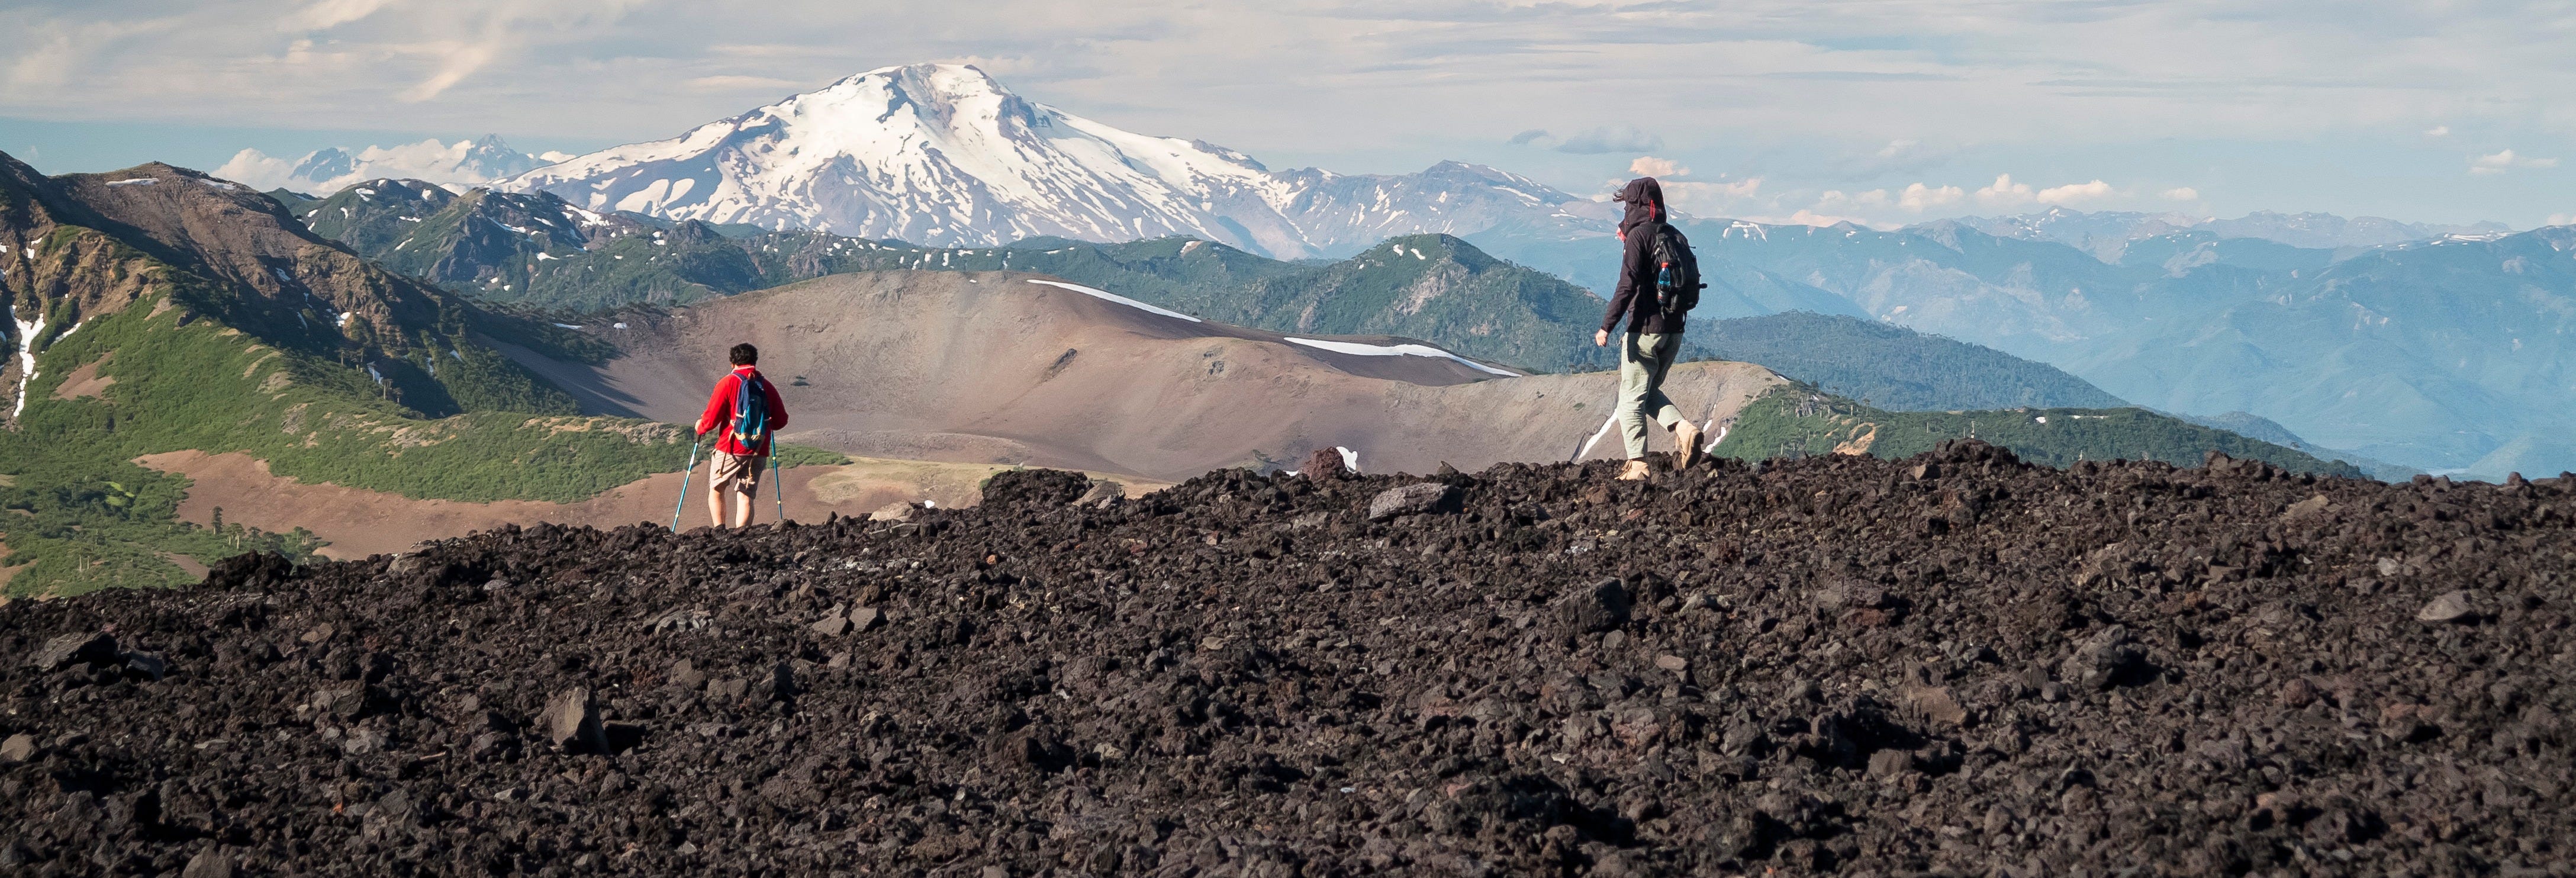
[{"x1": 694, "y1": 343, "x2": 789, "y2": 528}]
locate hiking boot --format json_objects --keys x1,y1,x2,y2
[
  {"x1": 1673, "y1": 420, "x2": 1703, "y2": 469},
  {"x1": 1615, "y1": 459, "x2": 1651, "y2": 481}
]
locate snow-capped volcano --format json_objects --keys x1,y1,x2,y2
[
  {"x1": 500, "y1": 63, "x2": 1598, "y2": 258},
  {"x1": 218, "y1": 135, "x2": 570, "y2": 195}
]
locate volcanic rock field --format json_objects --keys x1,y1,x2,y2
[{"x1": 5, "y1": 442, "x2": 2574, "y2": 876}]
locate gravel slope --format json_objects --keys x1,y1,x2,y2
[{"x1": 4, "y1": 442, "x2": 2572, "y2": 876}]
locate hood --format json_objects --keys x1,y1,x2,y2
[{"x1": 1615, "y1": 176, "x2": 1664, "y2": 239}]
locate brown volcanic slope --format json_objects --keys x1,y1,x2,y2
[{"x1": 502, "y1": 271, "x2": 1786, "y2": 481}]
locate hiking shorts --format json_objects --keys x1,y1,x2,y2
[{"x1": 707, "y1": 451, "x2": 768, "y2": 496}]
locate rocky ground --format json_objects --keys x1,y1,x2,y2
[{"x1": 4, "y1": 442, "x2": 2573, "y2": 877}]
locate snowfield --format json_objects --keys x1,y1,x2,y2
[{"x1": 1280, "y1": 337, "x2": 1520, "y2": 377}]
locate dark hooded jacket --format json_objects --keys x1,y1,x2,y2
[{"x1": 1599, "y1": 176, "x2": 1680, "y2": 335}]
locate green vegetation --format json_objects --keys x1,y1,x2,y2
[
  {"x1": 2, "y1": 242, "x2": 839, "y2": 599},
  {"x1": 515, "y1": 221, "x2": 767, "y2": 309},
  {"x1": 1696, "y1": 311, "x2": 2129, "y2": 411},
  {"x1": 2, "y1": 293, "x2": 839, "y2": 596},
  {"x1": 1712, "y1": 385, "x2": 2371, "y2": 479},
  {"x1": 263, "y1": 188, "x2": 320, "y2": 217}
]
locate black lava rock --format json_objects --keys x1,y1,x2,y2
[
  {"x1": 1563, "y1": 578, "x2": 1634, "y2": 632},
  {"x1": 1, "y1": 456, "x2": 2571, "y2": 877},
  {"x1": 1366, "y1": 482, "x2": 1462, "y2": 520}
]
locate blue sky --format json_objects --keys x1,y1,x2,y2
[{"x1": 2, "y1": 0, "x2": 2569, "y2": 227}]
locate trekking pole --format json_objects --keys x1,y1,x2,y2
[
  {"x1": 770, "y1": 453, "x2": 784, "y2": 524},
  {"x1": 670, "y1": 436, "x2": 704, "y2": 532}
]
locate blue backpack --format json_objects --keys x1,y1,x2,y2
[{"x1": 730, "y1": 374, "x2": 772, "y2": 452}]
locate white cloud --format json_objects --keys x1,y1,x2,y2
[
  {"x1": 281, "y1": 0, "x2": 393, "y2": 32},
  {"x1": 400, "y1": 37, "x2": 504, "y2": 102},
  {"x1": 682, "y1": 75, "x2": 806, "y2": 92},
  {"x1": 2424, "y1": 125, "x2": 2450, "y2": 137},
  {"x1": 1817, "y1": 188, "x2": 1892, "y2": 209},
  {"x1": 2471, "y1": 149, "x2": 2559, "y2": 175},
  {"x1": 1628, "y1": 156, "x2": 1688, "y2": 178},
  {"x1": 1975, "y1": 173, "x2": 2035, "y2": 207},
  {"x1": 1660, "y1": 177, "x2": 1763, "y2": 215},
  {"x1": 1833, "y1": 138, "x2": 1950, "y2": 179},
  {"x1": 2160, "y1": 186, "x2": 2200, "y2": 201},
  {"x1": 2036, "y1": 179, "x2": 2114, "y2": 205},
  {"x1": 1898, "y1": 182, "x2": 1963, "y2": 211},
  {"x1": 211, "y1": 149, "x2": 298, "y2": 190},
  {"x1": 2549, "y1": 213, "x2": 2575, "y2": 226},
  {"x1": 1770, "y1": 208, "x2": 1879, "y2": 229},
  {"x1": 1554, "y1": 125, "x2": 1661, "y2": 155}
]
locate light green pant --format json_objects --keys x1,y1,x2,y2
[{"x1": 1619, "y1": 332, "x2": 1685, "y2": 459}]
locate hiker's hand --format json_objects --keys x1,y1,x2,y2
[{"x1": 1593, "y1": 329, "x2": 1609, "y2": 348}]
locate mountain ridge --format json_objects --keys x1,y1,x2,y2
[
  {"x1": 0, "y1": 150, "x2": 772, "y2": 596},
  {"x1": 1677, "y1": 215, "x2": 2576, "y2": 477}
]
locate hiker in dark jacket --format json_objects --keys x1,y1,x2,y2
[
  {"x1": 694, "y1": 343, "x2": 790, "y2": 528},
  {"x1": 1593, "y1": 176, "x2": 1702, "y2": 481}
]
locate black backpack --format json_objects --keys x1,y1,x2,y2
[{"x1": 1646, "y1": 222, "x2": 1703, "y2": 317}]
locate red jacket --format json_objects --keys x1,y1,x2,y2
[{"x1": 695, "y1": 366, "x2": 788, "y2": 456}]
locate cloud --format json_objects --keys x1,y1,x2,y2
[
  {"x1": 682, "y1": 75, "x2": 807, "y2": 92},
  {"x1": 2548, "y1": 213, "x2": 2575, "y2": 226},
  {"x1": 2036, "y1": 179, "x2": 2114, "y2": 204},
  {"x1": 400, "y1": 37, "x2": 503, "y2": 102},
  {"x1": 1554, "y1": 124, "x2": 1660, "y2": 155},
  {"x1": 1817, "y1": 188, "x2": 1891, "y2": 209},
  {"x1": 1773, "y1": 208, "x2": 1877, "y2": 228},
  {"x1": 1628, "y1": 156, "x2": 1687, "y2": 178},
  {"x1": 2471, "y1": 149, "x2": 2559, "y2": 175},
  {"x1": 1975, "y1": 173, "x2": 2036, "y2": 206},
  {"x1": 1834, "y1": 138, "x2": 1950, "y2": 180},
  {"x1": 2424, "y1": 126, "x2": 2450, "y2": 137},
  {"x1": 282, "y1": 0, "x2": 392, "y2": 31},
  {"x1": 1660, "y1": 177, "x2": 1762, "y2": 214},
  {"x1": 212, "y1": 148, "x2": 297, "y2": 190},
  {"x1": 1505, "y1": 128, "x2": 1551, "y2": 146},
  {"x1": 1968, "y1": 173, "x2": 2117, "y2": 207},
  {"x1": 2160, "y1": 186, "x2": 2200, "y2": 201},
  {"x1": 1898, "y1": 182, "x2": 1963, "y2": 211}
]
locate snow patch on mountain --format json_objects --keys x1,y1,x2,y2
[
  {"x1": 1025, "y1": 279, "x2": 1201, "y2": 323},
  {"x1": 1281, "y1": 337, "x2": 1521, "y2": 377}
]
